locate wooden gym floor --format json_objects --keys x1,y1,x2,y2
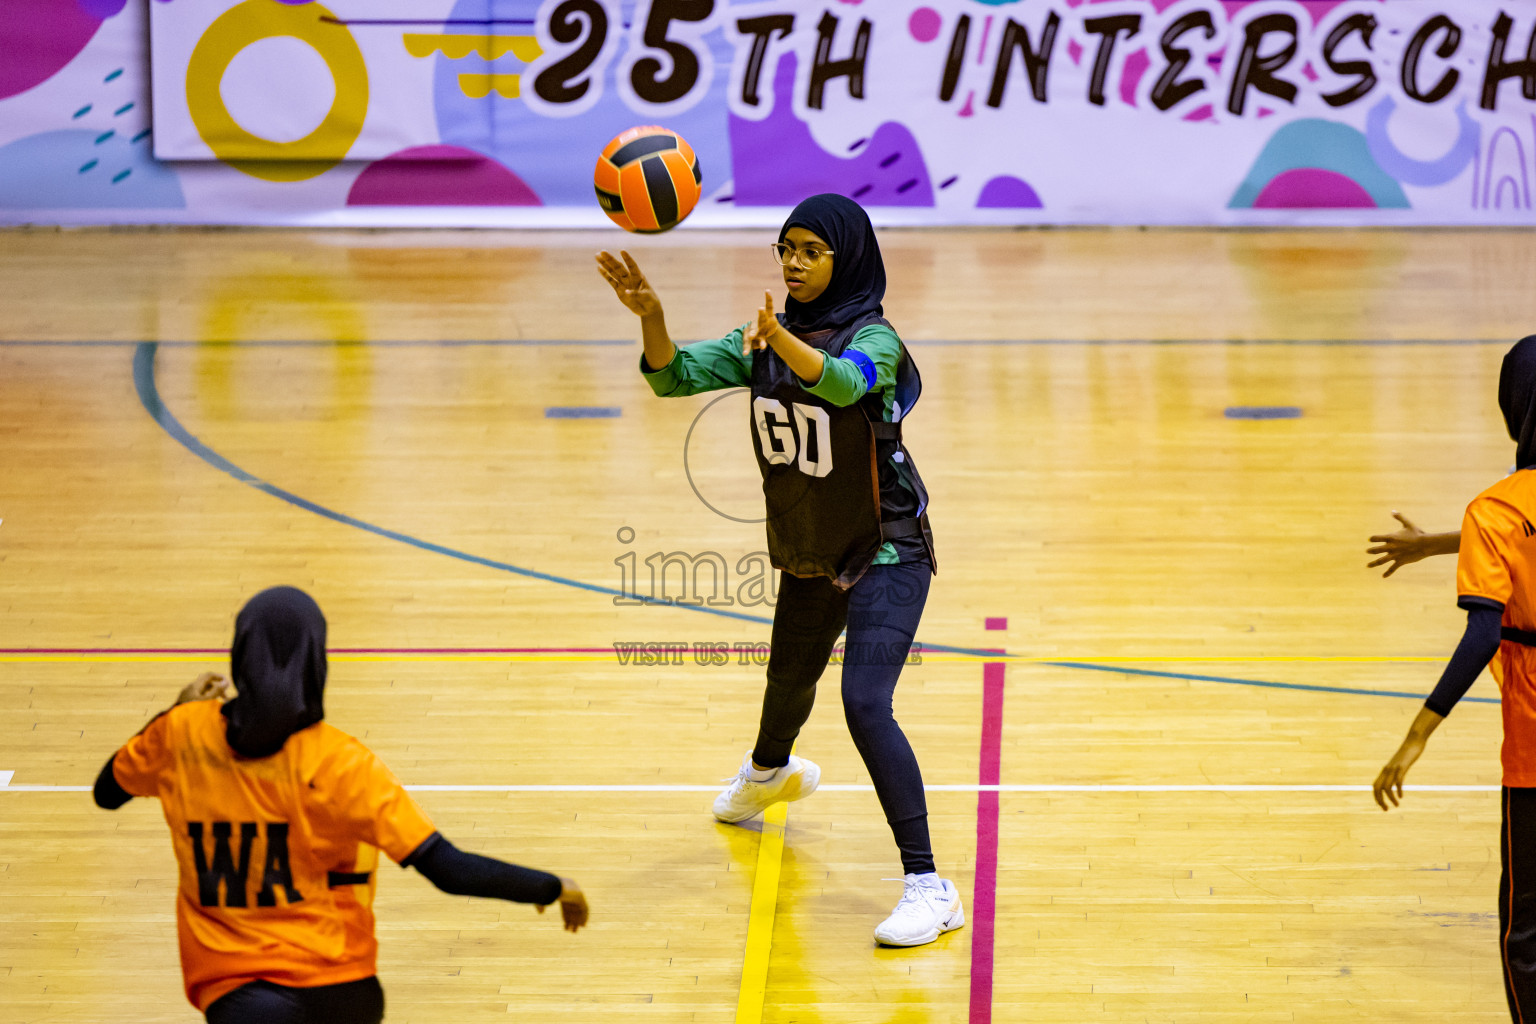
[{"x1": 2, "y1": 226, "x2": 1535, "y2": 1022}]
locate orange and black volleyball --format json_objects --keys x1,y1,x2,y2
[{"x1": 593, "y1": 126, "x2": 702, "y2": 233}]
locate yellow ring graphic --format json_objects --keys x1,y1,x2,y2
[{"x1": 186, "y1": 0, "x2": 368, "y2": 183}]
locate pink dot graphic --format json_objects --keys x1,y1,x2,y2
[{"x1": 909, "y1": 7, "x2": 941, "y2": 43}]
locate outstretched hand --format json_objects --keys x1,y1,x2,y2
[
  {"x1": 536, "y1": 877, "x2": 589, "y2": 932},
  {"x1": 595, "y1": 250, "x2": 661, "y2": 318},
  {"x1": 1365, "y1": 511, "x2": 1431, "y2": 577},
  {"x1": 175, "y1": 672, "x2": 230, "y2": 705},
  {"x1": 742, "y1": 290, "x2": 779, "y2": 356}
]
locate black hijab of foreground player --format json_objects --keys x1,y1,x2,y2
[
  {"x1": 778, "y1": 193, "x2": 886, "y2": 333},
  {"x1": 221, "y1": 585, "x2": 327, "y2": 758},
  {"x1": 1501, "y1": 334, "x2": 1536, "y2": 470}
]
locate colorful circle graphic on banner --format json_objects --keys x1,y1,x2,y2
[{"x1": 185, "y1": 0, "x2": 367, "y2": 183}]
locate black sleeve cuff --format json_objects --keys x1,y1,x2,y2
[
  {"x1": 1457, "y1": 595, "x2": 1507, "y2": 613},
  {"x1": 92, "y1": 753, "x2": 133, "y2": 810},
  {"x1": 400, "y1": 831, "x2": 443, "y2": 869}
]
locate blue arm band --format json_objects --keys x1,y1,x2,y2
[{"x1": 845, "y1": 349, "x2": 878, "y2": 391}]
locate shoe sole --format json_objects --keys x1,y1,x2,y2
[
  {"x1": 712, "y1": 760, "x2": 822, "y2": 824},
  {"x1": 874, "y1": 903, "x2": 966, "y2": 948}
]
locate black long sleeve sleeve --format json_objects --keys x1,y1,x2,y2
[
  {"x1": 1424, "y1": 600, "x2": 1505, "y2": 717},
  {"x1": 405, "y1": 833, "x2": 563, "y2": 906},
  {"x1": 93, "y1": 753, "x2": 133, "y2": 810}
]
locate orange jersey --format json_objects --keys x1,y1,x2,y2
[
  {"x1": 111, "y1": 700, "x2": 437, "y2": 1010},
  {"x1": 1458, "y1": 470, "x2": 1536, "y2": 785}
]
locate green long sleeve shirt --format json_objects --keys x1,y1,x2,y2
[{"x1": 640, "y1": 322, "x2": 903, "y2": 410}]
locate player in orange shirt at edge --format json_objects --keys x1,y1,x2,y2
[
  {"x1": 1373, "y1": 337, "x2": 1536, "y2": 1020},
  {"x1": 93, "y1": 587, "x2": 588, "y2": 1023}
]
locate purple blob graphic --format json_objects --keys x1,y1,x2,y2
[
  {"x1": 1253, "y1": 169, "x2": 1376, "y2": 209},
  {"x1": 1184, "y1": 104, "x2": 1215, "y2": 123},
  {"x1": 729, "y1": 55, "x2": 934, "y2": 206},
  {"x1": 909, "y1": 7, "x2": 941, "y2": 44},
  {"x1": 977, "y1": 175, "x2": 1042, "y2": 209},
  {"x1": 0, "y1": 0, "x2": 104, "y2": 101},
  {"x1": 347, "y1": 146, "x2": 541, "y2": 206},
  {"x1": 75, "y1": 0, "x2": 127, "y2": 17},
  {"x1": 1067, "y1": 39, "x2": 1083, "y2": 66}
]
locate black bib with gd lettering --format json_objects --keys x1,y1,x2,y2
[{"x1": 750, "y1": 314, "x2": 934, "y2": 589}]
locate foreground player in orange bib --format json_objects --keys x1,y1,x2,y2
[
  {"x1": 93, "y1": 587, "x2": 587, "y2": 1023},
  {"x1": 1373, "y1": 337, "x2": 1536, "y2": 1021}
]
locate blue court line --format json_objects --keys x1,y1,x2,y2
[
  {"x1": 1044, "y1": 661, "x2": 1500, "y2": 704},
  {"x1": 132, "y1": 344, "x2": 740, "y2": 615},
  {"x1": 3, "y1": 338, "x2": 1517, "y2": 349},
  {"x1": 131, "y1": 342, "x2": 1003, "y2": 657},
  {"x1": 546, "y1": 406, "x2": 622, "y2": 418},
  {"x1": 131, "y1": 341, "x2": 1487, "y2": 688},
  {"x1": 1225, "y1": 406, "x2": 1302, "y2": 419}
]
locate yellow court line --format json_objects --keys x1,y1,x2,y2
[{"x1": 735, "y1": 800, "x2": 787, "y2": 1024}]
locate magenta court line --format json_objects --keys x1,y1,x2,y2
[
  {"x1": 0, "y1": 647, "x2": 623, "y2": 657},
  {"x1": 0, "y1": 646, "x2": 1009, "y2": 656},
  {"x1": 970, "y1": 660, "x2": 1006, "y2": 1024}
]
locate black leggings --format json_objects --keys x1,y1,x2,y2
[
  {"x1": 752, "y1": 561, "x2": 935, "y2": 875},
  {"x1": 205, "y1": 976, "x2": 384, "y2": 1024},
  {"x1": 1503, "y1": 787, "x2": 1536, "y2": 1022}
]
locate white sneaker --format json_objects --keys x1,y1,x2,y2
[
  {"x1": 873, "y1": 874, "x2": 965, "y2": 947},
  {"x1": 711, "y1": 752, "x2": 821, "y2": 823}
]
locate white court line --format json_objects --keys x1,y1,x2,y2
[
  {"x1": 0, "y1": 792, "x2": 1499, "y2": 798},
  {"x1": 0, "y1": 770, "x2": 12, "y2": 787}
]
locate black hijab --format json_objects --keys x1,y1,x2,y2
[
  {"x1": 221, "y1": 586, "x2": 327, "y2": 758},
  {"x1": 779, "y1": 194, "x2": 886, "y2": 334},
  {"x1": 1501, "y1": 335, "x2": 1536, "y2": 470}
]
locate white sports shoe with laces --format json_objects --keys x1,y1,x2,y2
[
  {"x1": 711, "y1": 751, "x2": 821, "y2": 823},
  {"x1": 873, "y1": 874, "x2": 965, "y2": 947}
]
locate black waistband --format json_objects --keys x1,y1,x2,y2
[
  {"x1": 880, "y1": 514, "x2": 927, "y2": 541},
  {"x1": 328, "y1": 871, "x2": 372, "y2": 887},
  {"x1": 1503, "y1": 626, "x2": 1536, "y2": 647}
]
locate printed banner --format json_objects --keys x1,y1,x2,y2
[{"x1": 2, "y1": 0, "x2": 1536, "y2": 225}]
